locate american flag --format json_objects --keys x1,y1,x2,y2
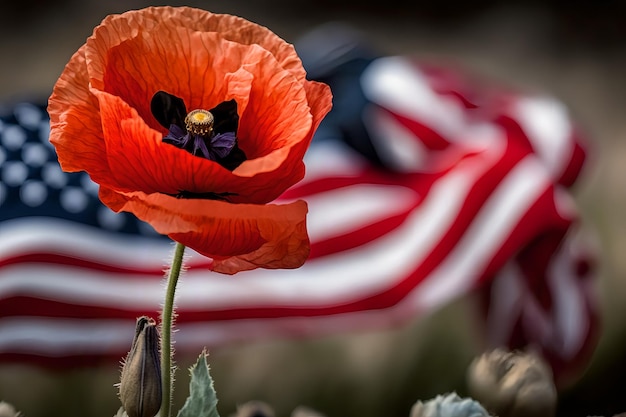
[{"x1": 0, "y1": 27, "x2": 598, "y2": 382}]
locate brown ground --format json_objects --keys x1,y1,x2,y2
[{"x1": 0, "y1": 1, "x2": 625, "y2": 416}]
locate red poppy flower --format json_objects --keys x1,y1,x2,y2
[{"x1": 47, "y1": 6, "x2": 332, "y2": 274}]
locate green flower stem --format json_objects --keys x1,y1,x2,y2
[{"x1": 161, "y1": 241, "x2": 186, "y2": 417}]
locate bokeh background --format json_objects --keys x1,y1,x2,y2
[{"x1": 0, "y1": 1, "x2": 625, "y2": 416}]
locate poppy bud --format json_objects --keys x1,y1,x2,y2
[
  {"x1": 466, "y1": 348, "x2": 556, "y2": 417},
  {"x1": 409, "y1": 392, "x2": 491, "y2": 417},
  {"x1": 232, "y1": 401, "x2": 275, "y2": 417},
  {"x1": 291, "y1": 405, "x2": 326, "y2": 417},
  {"x1": 0, "y1": 401, "x2": 21, "y2": 417},
  {"x1": 119, "y1": 316, "x2": 162, "y2": 417}
]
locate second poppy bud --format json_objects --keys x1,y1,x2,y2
[{"x1": 119, "y1": 316, "x2": 162, "y2": 417}]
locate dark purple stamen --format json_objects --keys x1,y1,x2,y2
[
  {"x1": 163, "y1": 124, "x2": 237, "y2": 161},
  {"x1": 151, "y1": 91, "x2": 246, "y2": 171}
]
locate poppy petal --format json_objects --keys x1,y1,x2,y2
[
  {"x1": 99, "y1": 187, "x2": 310, "y2": 274},
  {"x1": 88, "y1": 25, "x2": 257, "y2": 130},
  {"x1": 175, "y1": 7, "x2": 308, "y2": 82},
  {"x1": 230, "y1": 79, "x2": 333, "y2": 202},
  {"x1": 48, "y1": 46, "x2": 112, "y2": 182},
  {"x1": 92, "y1": 7, "x2": 308, "y2": 84},
  {"x1": 93, "y1": 89, "x2": 219, "y2": 195}
]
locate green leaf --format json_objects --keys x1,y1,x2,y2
[{"x1": 176, "y1": 349, "x2": 220, "y2": 417}]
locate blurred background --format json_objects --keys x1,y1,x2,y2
[{"x1": 0, "y1": 1, "x2": 625, "y2": 416}]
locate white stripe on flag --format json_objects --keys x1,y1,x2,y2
[
  {"x1": 0, "y1": 317, "x2": 134, "y2": 356},
  {"x1": 0, "y1": 217, "x2": 177, "y2": 268},
  {"x1": 361, "y1": 56, "x2": 467, "y2": 140},
  {"x1": 548, "y1": 232, "x2": 590, "y2": 358},
  {"x1": 511, "y1": 96, "x2": 574, "y2": 180}
]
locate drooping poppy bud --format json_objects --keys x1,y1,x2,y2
[{"x1": 119, "y1": 316, "x2": 162, "y2": 417}]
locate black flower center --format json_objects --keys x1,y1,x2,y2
[{"x1": 150, "y1": 91, "x2": 246, "y2": 171}]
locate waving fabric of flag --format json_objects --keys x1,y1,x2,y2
[{"x1": 0, "y1": 30, "x2": 597, "y2": 383}]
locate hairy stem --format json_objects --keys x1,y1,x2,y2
[{"x1": 161, "y1": 242, "x2": 186, "y2": 417}]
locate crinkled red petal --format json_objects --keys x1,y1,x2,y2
[{"x1": 99, "y1": 187, "x2": 310, "y2": 274}]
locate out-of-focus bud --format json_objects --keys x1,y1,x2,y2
[
  {"x1": 0, "y1": 401, "x2": 21, "y2": 417},
  {"x1": 231, "y1": 401, "x2": 275, "y2": 417},
  {"x1": 409, "y1": 392, "x2": 491, "y2": 417},
  {"x1": 113, "y1": 407, "x2": 129, "y2": 417},
  {"x1": 119, "y1": 316, "x2": 162, "y2": 417},
  {"x1": 291, "y1": 405, "x2": 326, "y2": 417},
  {"x1": 466, "y1": 348, "x2": 557, "y2": 417}
]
